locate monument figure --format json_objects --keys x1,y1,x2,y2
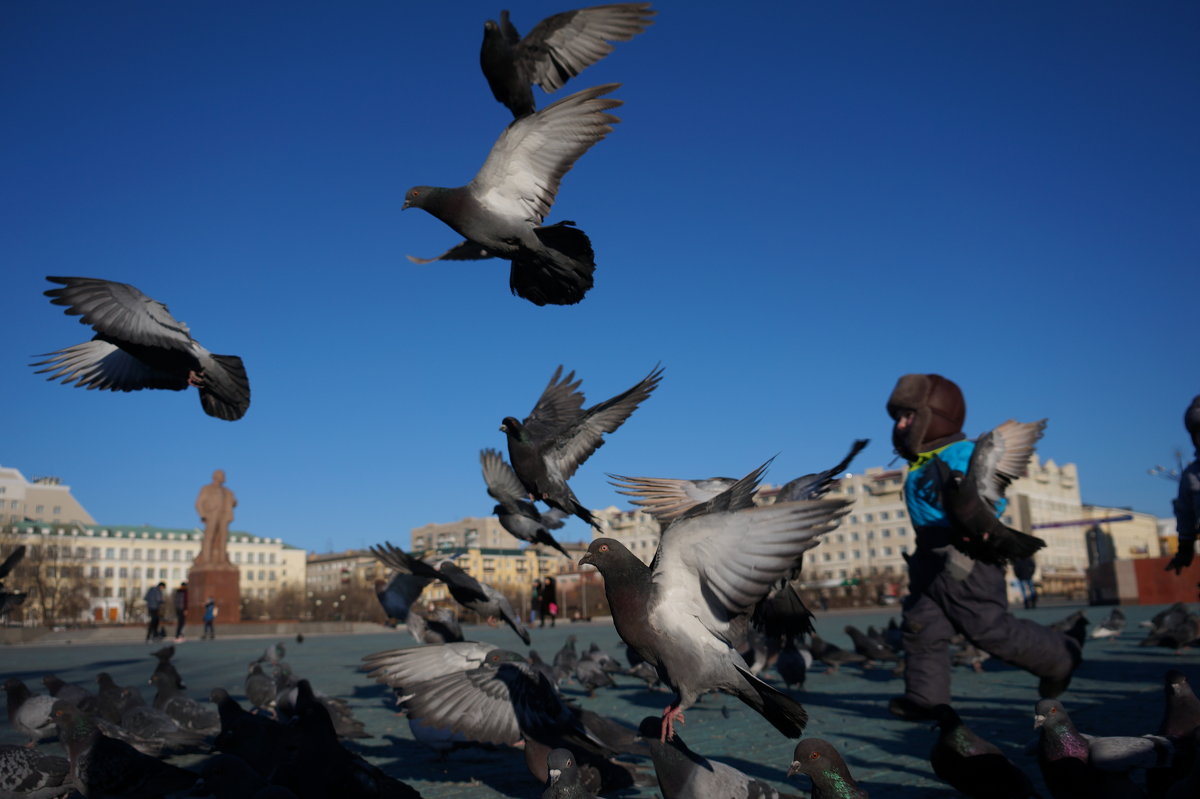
[{"x1": 196, "y1": 469, "x2": 237, "y2": 564}]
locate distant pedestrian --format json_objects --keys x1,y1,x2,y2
[
  {"x1": 1013, "y1": 557, "x2": 1037, "y2": 609},
  {"x1": 144, "y1": 581, "x2": 166, "y2": 643},
  {"x1": 539, "y1": 576, "x2": 557, "y2": 628},
  {"x1": 1167, "y1": 394, "x2": 1200, "y2": 576},
  {"x1": 530, "y1": 580, "x2": 541, "y2": 625},
  {"x1": 202, "y1": 597, "x2": 217, "y2": 640},
  {"x1": 173, "y1": 581, "x2": 189, "y2": 642}
]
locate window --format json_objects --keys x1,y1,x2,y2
[
  {"x1": 883, "y1": 547, "x2": 893, "y2": 556},
  {"x1": 90, "y1": 566, "x2": 99, "y2": 578},
  {"x1": 869, "y1": 549, "x2": 876, "y2": 558},
  {"x1": 837, "y1": 552, "x2": 846, "y2": 561},
  {"x1": 133, "y1": 549, "x2": 142, "y2": 560},
  {"x1": 119, "y1": 548, "x2": 128, "y2": 559},
  {"x1": 46, "y1": 566, "x2": 56, "y2": 578},
  {"x1": 269, "y1": 553, "x2": 276, "y2": 564},
  {"x1": 147, "y1": 549, "x2": 156, "y2": 561},
  {"x1": 74, "y1": 547, "x2": 84, "y2": 559},
  {"x1": 836, "y1": 534, "x2": 844, "y2": 543},
  {"x1": 118, "y1": 587, "x2": 126, "y2": 597},
  {"x1": 851, "y1": 532, "x2": 860, "y2": 542},
  {"x1": 35, "y1": 505, "x2": 44, "y2": 513},
  {"x1": 133, "y1": 567, "x2": 141, "y2": 578},
  {"x1": 864, "y1": 513, "x2": 874, "y2": 522},
  {"x1": 104, "y1": 567, "x2": 113, "y2": 578},
  {"x1": 104, "y1": 548, "x2": 114, "y2": 559},
  {"x1": 119, "y1": 567, "x2": 128, "y2": 578},
  {"x1": 258, "y1": 570, "x2": 265, "y2": 581},
  {"x1": 172, "y1": 550, "x2": 181, "y2": 561},
  {"x1": 234, "y1": 552, "x2": 242, "y2": 564},
  {"x1": 822, "y1": 552, "x2": 831, "y2": 562},
  {"x1": 246, "y1": 570, "x2": 254, "y2": 580},
  {"x1": 852, "y1": 550, "x2": 861, "y2": 559},
  {"x1": 880, "y1": 511, "x2": 890, "y2": 520},
  {"x1": 258, "y1": 553, "x2": 265, "y2": 564},
  {"x1": 269, "y1": 571, "x2": 276, "y2": 581},
  {"x1": 849, "y1": 515, "x2": 858, "y2": 525},
  {"x1": 882, "y1": 529, "x2": 891, "y2": 537},
  {"x1": 896, "y1": 509, "x2": 906, "y2": 519},
  {"x1": 160, "y1": 549, "x2": 168, "y2": 561},
  {"x1": 53, "y1": 506, "x2": 61, "y2": 514}
]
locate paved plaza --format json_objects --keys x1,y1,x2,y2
[{"x1": 2, "y1": 601, "x2": 1197, "y2": 797}]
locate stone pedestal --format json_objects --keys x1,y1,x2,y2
[{"x1": 187, "y1": 563, "x2": 241, "y2": 626}]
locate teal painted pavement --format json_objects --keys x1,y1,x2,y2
[{"x1": 2, "y1": 602, "x2": 1196, "y2": 797}]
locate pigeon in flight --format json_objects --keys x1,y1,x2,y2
[
  {"x1": 480, "y1": 3, "x2": 655, "y2": 118},
  {"x1": 404, "y1": 84, "x2": 621, "y2": 306},
  {"x1": 481, "y1": 448, "x2": 572, "y2": 556},
  {"x1": 931, "y1": 419, "x2": 1048, "y2": 565},
  {"x1": 502, "y1": 364, "x2": 663, "y2": 528},
  {"x1": 33, "y1": 276, "x2": 251, "y2": 420},
  {"x1": 581, "y1": 462, "x2": 852, "y2": 740}
]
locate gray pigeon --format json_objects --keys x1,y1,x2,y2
[
  {"x1": 0, "y1": 743, "x2": 70, "y2": 799},
  {"x1": 244, "y1": 664, "x2": 276, "y2": 714},
  {"x1": 638, "y1": 716, "x2": 800, "y2": 799},
  {"x1": 34, "y1": 276, "x2": 250, "y2": 420},
  {"x1": 4, "y1": 679, "x2": 57, "y2": 746},
  {"x1": 581, "y1": 462, "x2": 851, "y2": 739},
  {"x1": 481, "y1": 448, "x2": 572, "y2": 556},
  {"x1": 809, "y1": 634, "x2": 868, "y2": 673},
  {"x1": 480, "y1": 4, "x2": 654, "y2": 118},
  {"x1": 1090, "y1": 607, "x2": 1126, "y2": 639},
  {"x1": 150, "y1": 671, "x2": 220, "y2": 735},
  {"x1": 502, "y1": 364, "x2": 663, "y2": 528},
  {"x1": 1034, "y1": 699, "x2": 1151, "y2": 799},
  {"x1": 541, "y1": 747, "x2": 598, "y2": 799},
  {"x1": 404, "y1": 85, "x2": 621, "y2": 306},
  {"x1": 786, "y1": 739, "x2": 868, "y2": 799},
  {"x1": 363, "y1": 641, "x2": 498, "y2": 694},
  {"x1": 406, "y1": 606, "x2": 464, "y2": 645}
]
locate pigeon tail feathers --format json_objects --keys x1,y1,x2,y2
[
  {"x1": 509, "y1": 222, "x2": 596, "y2": 305},
  {"x1": 734, "y1": 663, "x2": 807, "y2": 738}
]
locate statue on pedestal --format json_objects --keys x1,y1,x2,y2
[{"x1": 196, "y1": 469, "x2": 237, "y2": 566}]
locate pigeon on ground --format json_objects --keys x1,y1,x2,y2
[
  {"x1": 930, "y1": 420, "x2": 1048, "y2": 565},
  {"x1": 151, "y1": 645, "x2": 187, "y2": 690},
  {"x1": 502, "y1": 364, "x2": 663, "y2": 528},
  {"x1": 786, "y1": 739, "x2": 868, "y2": 799},
  {"x1": 406, "y1": 606, "x2": 464, "y2": 645},
  {"x1": 371, "y1": 543, "x2": 531, "y2": 645},
  {"x1": 1142, "y1": 613, "x2": 1200, "y2": 651},
  {"x1": 583, "y1": 643, "x2": 622, "y2": 673},
  {"x1": 41, "y1": 675, "x2": 96, "y2": 713},
  {"x1": 572, "y1": 656, "x2": 615, "y2": 697},
  {"x1": 541, "y1": 747, "x2": 598, "y2": 799},
  {"x1": 1142, "y1": 603, "x2": 1188, "y2": 631},
  {"x1": 951, "y1": 636, "x2": 991, "y2": 673},
  {"x1": 33, "y1": 276, "x2": 250, "y2": 420},
  {"x1": 210, "y1": 688, "x2": 297, "y2": 780},
  {"x1": 1149, "y1": 670, "x2": 1200, "y2": 796},
  {"x1": 928, "y1": 705, "x2": 1037, "y2": 798},
  {"x1": 150, "y1": 671, "x2": 220, "y2": 735},
  {"x1": 195, "y1": 753, "x2": 300, "y2": 799},
  {"x1": 529, "y1": 650, "x2": 562, "y2": 689},
  {"x1": 244, "y1": 665, "x2": 276, "y2": 714},
  {"x1": 95, "y1": 672, "x2": 143, "y2": 725},
  {"x1": 480, "y1": 3, "x2": 654, "y2": 118},
  {"x1": 554, "y1": 636, "x2": 580, "y2": 683},
  {"x1": 625, "y1": 661, "x2": 663, "y2": 691},
  {"x1": 52, "y1": 700, "x2": 198, "y2": 799},
  {"x1": 1033, "y1": 699, "x2": 1149, "y2": 799},
  {"x1": 270, "y1": 668, "x2": 368, "y2": 740},
  {"x1": 775, "y1": 638, "x2": 810, "y2": 690},
  {"x1": 481, "y1": 448, "x2": 572, "y2": 556},
  {"x1": 845, "y1": 625, "x2": 900, "y2": 666},
  {"x1": 253, "y1": 642, "x2": 287, "y2": 666},
  {"x1": 4, "y1": 679, "x2": 57, "y2": 746},
  {"x1": 1090, "y1": 608, "x2": 1126, "y2": 639},
  {"x1": 118, "y1": 697, "x2": 208, "y2": 751},
  {"x1": 581, "y1": 461, "x2": 852, "y2": 740},
  {"x1": 637, "y1": 716, "x2": 799, "y2": 798},
  {"x1": 809, "y1": 634, "x2": 867, "y2": 674},
  {"x1": 1048, "y1": 611, "x2": 1088, "y2": 636},
  {"x1": 0, "y1": 743, "x2": 70, "y2": 799},
  {"x1": 404, "y1": 85, "x2": 621, "y2": 306}
]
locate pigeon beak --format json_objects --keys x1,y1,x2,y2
[
  {"x1": 1033, "y1": 714, "x2": 1045, "y2": 729},
  {"x1": 499, "y1": 423, "x2": 507, "y2": 433},
  {"x1": 578, "y1": 553, "x2": 592, "y2": 567},
  {"x1": 786, "y1": 761, "x2": 801, "y2": 777},
  {"x1": 548, "y1": 768, "x2": 560, "y2": 782}
]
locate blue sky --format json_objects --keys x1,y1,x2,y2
[{"x1": 3, "y1": 1, "x2": 1196, "y2": 554}]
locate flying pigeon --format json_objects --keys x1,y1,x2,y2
[
  {"x1": 786, "y1": 738, "x2": 868, "y2": 799},
  {"x1": 371, "y1": 543, "x2": 530, "y2": 645},
  {"x1": 1091, "y1": 607, "x2": 1126, "y2": 639},
  {"x1": 33, "y1": 276, "x2": 250, "y2": 420},
  {"x1": 931, "y1": 419, "x2": 1048, "y2": 565},
  {"x1": 373, "y1": 569, "x2": 433, "y2": 625},
  {"x1": 480, "y1": 4, "x2": 655, "y2": 118},
  {"x1": 404, "y1": 84, "x2": 621, "y2": 306},
  {"x1": 363, "y1": 641, "x2": 498, "y2": 694},
  {"x1": 636, "y1": 716, "x2": 800, "y2": 799},
  {"x1": 581, "y1": 462, "x2": 852, "y2": 740},
  {"x1": 502, "y1": 364, "x2": 663, "y2": 528},
  {"x1": 928, "y1": 705, "x2": 1037, "y2": 798},
  {"x1": 407, "y1": 607, "x2": 464, "y2": 645},
  {"x1": 481, "y1": 448, "x2": 572, "y2": 557}
]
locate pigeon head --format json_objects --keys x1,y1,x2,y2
[
  {"x1": 499, "y1": 416, "x2": 526, "y2": 439},
  {"x1": 1166, "y1": 669, "x2": 1192, "y2": 695},
  {"x1": 545, "y1": 748, "x2": 576, "y2": 783},
  {"x1": 887, "y1": 373, "x2": 965, "y2": 461},
  {"x1": 579, "y1": 538, "x2": 638, "y2": 572},
  {"x1": 483, "y1": 650, "x2": 526, "y2": 667},
  {"x1": 50, "y1": 700, "x2": 92, "y2": 740},
  {"x1": 1187, "y1": 395, "x2": 1200, "y2": 450},
  {"x1": 403, "y1": 186, "x2": 452, "y2": 215},
  {"x1": 786, "y1": 738, "x2": 849, "y2": 779},
  {"x1": 1033, "y1": 699, "x2": 1072, "y2": 731}
]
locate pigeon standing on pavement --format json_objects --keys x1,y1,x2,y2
[
  {"x1": 151, "y1": 645, "x2": 187, "y2": 690},
  {"x1": 480, "y1": 3, "x2": 655, "y2": 118},
  {"x1": 4, "y1": 678, "x2": 57, "y2": 746},
  {"x1": 33, "y1": 276, "x2": 251, "y2": 420},
  {"x1": 845, "y1": 625, "x2": 900, "y2": 667},
  {"x1": 404, "y1": 85, "x2": 622, "y2": 306},
  {"x1": 0, "y1": 744, "x2": 70, "y2": 798},
  {"x1": 775, "y1": 638, "x2": 810, "y2": 690},
  {"x1": 928, "y1": 705, "x2": 1037, "y2": 798},
  {"x1": 809, "y1": 634, "x2": 868, "y2": 674},
  {"x1": 481, "y1": 448, "x2": 572, "y2": 557},
  {"x1": 786, "y1": 738, "x2": 868, "y2": 799},
  {"x1": 581, "y1": 462, "x2": 851, "y2": 739},
  {"x1": 1091, "y1": 608, "x2": 1126, "y2": 639},
  {"x1": 150, "y1": 671, "x2": 220, "y2": 735},
  {"x1": 502, "y1": 364, "x2": 663, "y2": 528},
  {"x1": 1033, "y1": 699, "x2": 1148, "y2": 799}
]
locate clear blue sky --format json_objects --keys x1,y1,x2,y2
[{"x1": 3, "y1": 1, "x2": 1196, "y2": 554}]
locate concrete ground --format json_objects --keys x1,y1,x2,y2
[{"x1": 2, "y1": 601, "x2": 1196, "y2": 798}]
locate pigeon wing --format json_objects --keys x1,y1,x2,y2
[
  {"x1": 970, "y1": 420, "x2": 1047, "y2": 507},
  {"x1": 469, "y1": 84, "x2": 622, "y2": 225},
  {"x1": 481, "y1": 448, "x2": 529, "y2": 505},
  {"x1": 370, "y1": 543, "x2": 444, "y2": 582},
  {"x1": 406, "y1": 240, "x2": 495, "y2": 264},
  {"x1": 774, "y1": 439, "x2": 870, "y2": 502},
  {"x1": 607, "y1": 474, "x2": 735, "y2": 522},
  {"x1": 521, "y1": 365, "x2": 587, "y2": 441},
  {"x1": 519, "y1": 3, "x2": 656, "y2": 93},
  {"x1": 33, "y1": 339, "x2": 190, "y2": 391},
  {"x1": 543, "y1": 363, "x2": 663, "y2": 482},
  {"x1": 363, "y1": 641, "x2": 496, "y2": 689},
  {"x1": 43, "y1": 276, "x2": 195, "y2": 352},
  {"x1": 0, "y1": 545, "x2": 26, "y2": 580},
  {"x1": 400, "y1": 667, "x2": 522, "y2": 746}
]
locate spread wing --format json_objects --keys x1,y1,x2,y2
[
  {"x1": 521, "y1": 365, "x2": 587, "y2": 441},
  {"x1": 519, "y1": 3, "x2": 656, "y2": 93},
  {"x1": 470, "y1": 84, "x2": 621, "y2": 225},
  {"x1": 33, "y1": 339, "x2": 190, "y2": 391},
  {"x1": 970, "y1": 420, "x2": 1047, "y2": 507},
  {"x1": 0, "y1": 545, "x2": 27, "y2": 580},
  {"x1": 607, "y1": 474, "x2": 735, "y2": 522},
  {"x1": 774, "y1": 439, "x2": 870, "y2": 502},
  {"x1": 363, "y1": 642, "x2": 496, "y2": 690},
  {"x1": 43, "y1": 276, "x2": 195, "y2": 352},
  {"x1": 480, "y1": 448, "x2": 528, "y2": 505},
  {"x1": 406, "y1": 240, "x2": 495, "y2": 264},
  {"x1": 543, "y1": 363, "x2": 663, "y2": 482}
]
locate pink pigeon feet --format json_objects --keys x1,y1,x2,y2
[
  {"x1": 660, "y1": 705, "x2": 686, "y2": 741},
  {"x1": 187, "y1": 370, "x2": 203, "y2": 387}
]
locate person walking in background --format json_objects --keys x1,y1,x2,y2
[
  {"x1": 539, "y1": 576, "x2": 557, "y2": 628},
  {"x1": 202, "y1": 597, "x2": 217, "y2": 640},
  {"x1": 172, "y1": 581, "x2": 189, "y2": 643},
  {"x1": 1167, "y1": 394, "x2": 1200, "y2": 576},
  {"x1": 1013, "y1": 556, "x2": 1038, "y2": 609},
  {"x1": 884, "y1": 374, "x2": 1082, "y2": 721},
  {"x1": 144, "y1": 581, "x2": 165, "y2": 643},
  {"x1": 529, "y1": 579, "x2": 541, "y2": 625}
]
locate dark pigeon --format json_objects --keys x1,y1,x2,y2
[
  {"x1": 0, "y1": 545, "x2": 28, "y2": 617},
  {"x1": 211, "y1": 688, "x2": 297, "y2": 779},
  {"x1": 1033, "y1": 699, "x2": 1149, "y2": 799},
  {"x1": 1142, "y1": 603, "x2": 1188, "y2": 632},
  {"x1": 845, "y1": 625, "x2": 900, "y2": 666},
  {"x1": 929, "y1": 420, "x2": 1047, "y2": 565},
  {"x1": 1090, "y1": 607, "x2": 1126, "y2": 639},
  {"x1": 480, "y1": 4, "x2": 655, "y2": 118},
  {"x1": 581, "y1": 461, "x2": 851, "y2": 739},
  {"x1": 529, "y1": 650, "x2": 562, "y2": 690},
  {"x1": 1142, "y1": 613, "x2": 1200, "y2": 651},
  {"x1": 404, "y1": 85, "x2": 621, "y2": 306},
  {"x1": 252, "y1": 642, "x2": 287, "y2": 666},
  {"x1": 33, "y1": 276, "x2": 250, "y2": 420},
  {"x1": 42, "y1": 674, "x2": 96, "y2": 713},
  {"x1": 786, "y1": 738, "x2": 868, "y2": 799},
  {"x1": 118, "y1": 696, "x2": 208, "y2": 751},
  {"x1": 775, "y1": 638, "x2": 810, "y2": 690},
  {"x1": 554, "y1": 636, "x2": 580, "y2": 683},
  {"x1": 150, "y1": 671, "x2": 220, "y2": 735},
  {"x1": 96, "y1": 672, "x2": 143, "y2": 725},
  {"x1": 542, "y1": 747, "x2": 597, "y2": 799},
  {"x1": 406, "y1": 606, "x2": 464, "y2": 645},
  {"x1": 929, "y1": 705, "x2": 1037, "y2": 798},
  {"x1": 572, "y1": 656, "x2": 614, "y2": 697},
  {"x1": 502, "y1": 364, "x2": 663, "y2": 528},
  {"x1": 809, "y1": 634, "x2": 868, "y2": 673},
  {"x1": 151, "y1": 644, "x2": 187, "y2": 690},
  {"x1": 1150, "y1": 670, "x2": 1200, "y2": 796},
  {"x1": 373, "y1": 568, "x2": 433, "y2": 625},
  {"x1": 244, "y1": 665, "x2": 276, "y2": 714},
  {"x1": 196, "y1": 753, "x2": 300, "y2": 799},
  {"x1": 270, "y1": 668, "x2": 368, "y2": 740},
  {"x1": 0, "y1": 743, "x2": 70, "y2": 799},
  {"x1": 637, "y1": 716, "x2": 800, "y2": 798},
  {"x1": 371, "y1": 543, "x2": 530, "y2": 645},
  {"x1": 51, "y1": 700, "x2": 198, "y2": 799},
  {"x1": 4, "y1": 679, "x2": 57, "y2": 747},
  {"x1": 481, "y1": 448, "x2": 572, "y2": 556},
  {"x1": 583, "y1": 642, "x2": 623, "y2": 673}
]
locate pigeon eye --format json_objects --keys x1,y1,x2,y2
[
  {"x1": 809, "y1": 751, "x2": 821, "y2": 760},
  {"x1": 599, "y1": 544, "x2": 608, "y2": 552}
]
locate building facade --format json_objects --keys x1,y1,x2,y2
[{"x1": 0, "y1": 466, "x2": 95, "y2": 526}]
